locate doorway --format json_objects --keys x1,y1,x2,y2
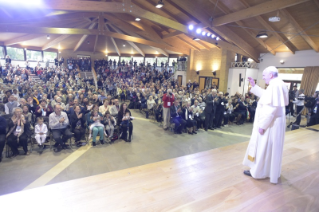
[
  {"x1": 199, "y1": 76, "x2": 219, "y2": 91},
  {"x1": 178, "y1": 75, "x2": 183, "y2": 86}
]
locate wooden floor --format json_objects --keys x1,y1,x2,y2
[{"x1": 1, "y1": 125, "x2": 319, "y2": 212}]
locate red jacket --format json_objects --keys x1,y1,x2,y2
[{"x1": 162, "y1": 93, "x2": 175, "y2": 108}]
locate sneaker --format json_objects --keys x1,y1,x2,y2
[
  {"x1": 92, "y1": 142, "x2": 96, "y2": 147},
  {"x1": 224, "y1": 125, "x2": 228, "y2": 127}
]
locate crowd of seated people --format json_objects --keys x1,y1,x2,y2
[{"x1": 0, "y1": 55, "x2": 260, "y2": 162}]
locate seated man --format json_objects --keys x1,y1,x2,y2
[
  {"x1": 170, "y1": 99, "x2": 186, "y2": 134},
  {"x1": 5, "y1": 95, "x2": 20, "y2": 114},
  {"x1": 49, "y1": 104, "x2": 73, "y2": 152},
  {"x1": 308, "y1": 98, "x2": 319, "y2": 126},
  {"x1": 110, "y1": 99, "x2": 120, "y2": 117}
]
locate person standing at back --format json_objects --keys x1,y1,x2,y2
[
  {"x1": 162, "y1": 89, "x2": 175, "y2": 130},
  {"x1": 243, "y1": 66, "x2": 288, "y2": 184}
]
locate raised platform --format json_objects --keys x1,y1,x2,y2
[{"x1": 1, "y1": 126, "x2": 318, "y2": 211}]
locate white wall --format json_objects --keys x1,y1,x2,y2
[
  {"x1": 257, "y1": 50, "x2": 319, "y2": 87},
  {"x1": 227, "y1": 68, "x2": 258, "y2": 95}
]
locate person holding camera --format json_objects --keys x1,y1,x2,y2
[
  {"x1": 308, "y1": 92, "x2": 319, "y2": 126},
  {"x1": 162, "y1": 89, "x2": 175, "y2": 130},
  {"x1": 292, "y1": 89, "x2": 305, "y2": 125}
]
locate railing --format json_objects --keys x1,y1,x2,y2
[{"x1": 231, "y1": 62, "x2": 258, "y2": 68}]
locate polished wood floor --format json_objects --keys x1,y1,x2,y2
[{"x1": 1, "y1": 125, "x2": 318, "y2": 212}]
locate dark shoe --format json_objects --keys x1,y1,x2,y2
[
  {"x1": 100, "y1": 140, "x2": 105, "y2": 145},
  {"x1": 0, "y1": 156, "x2": 2, "y2": 162},
  {"x1": 164, "y1": 128, "x2": 168, "y2": 130},
  {"x1": 76, "y1": 142, "x2": 82, "y2": 147},
  {"x1": 243, "y1": 170, "x2": 252, "y2": 177},
  {"x1": 209, "y1": 128, "x2": 214, "y2": 130},
  {"x1": 193, "y1": 131, "x2": 197, "y2": 134},
  {"x1": 92, "y1": 142, "x2": 96, "y2": 147},
  {"x1": 128, "y1": 137, "x2": 131, "y2": 142},
  {"x1": 188, "y1": 132, "x2": 193, "y2": 135},
  {"x1": 205, "y1": 128, "x2": 208, "y2": 131},
  {"x1": 62, "y1": 144, "x2": 70, "y2": 149}
]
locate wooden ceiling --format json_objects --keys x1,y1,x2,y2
[{"x1": 0, "y1": 0, "x2": 318, "y2": 61}]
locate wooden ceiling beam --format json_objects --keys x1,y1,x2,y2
[
  {"x1": 210, "y1": 0, "x2": 275, "y2": 55},
  {"x1": 176, "y1": 36, "x2": 201, "y2": 51},
  {"x1": 42, "y1": 22, "x2": 91, "y2": 50},
  {"x1": 171, "y1": 0, "x2": 260, "y2": 61},
  {"x1": 239, "y1": 0, "x2": 296, "y2": 54},
  {"x1": 105, "y1": 25, "x2": 121, "y2": 56},
  {"x1": 74, "y1": 22, "x2": 97, "y2": 52},
  {"x1": 163, "y1": 31, "x2": 183, "y2": 39},
  {"x1": 280, "y1": 9, "x2": 319, "y2": 52},
  {"x1": 108, "y1": 24, "x2": 145, "y2": 57},
  {"x1": 93, "y1": 35, "x2": 99, "y2": 54},
  {"x1": 213, "y1": 0, "x2": 310, "y2": 26},
  {"x1": 4, "y1": 34, "x2": 43, "y2": 46}
]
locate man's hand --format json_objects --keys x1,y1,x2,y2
[
  {"x1": 78, "y1": 113, "x2": 83, "y2": 118},
  {"x1": 258, "y1": 128, "x2": 265, "y2": 135},
  {"x1": 248, "y1": 77, "x2": 255, "y2": 87},
  {"x1": 59, "y1": 117, "x2": 65, "y2": 123}
]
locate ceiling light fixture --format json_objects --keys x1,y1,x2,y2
[
  {"x1": 47, "y1": 35, "x2": 50, "y2": 40},
  {"x1": 202, "y1": 31, "x2": 206, "y2": 36},
  {"x1": 211, "y1": 34, "x2": 215, "y2": 38},
  {"x1": 216, "y1": 37, "x2": 220, "y2": 41},
  {"x1": 207, "y1": 33, "x2": 211, "y2": 37},
  {"x1": 135, "y1": 17, "x2": 141, "y2": 21},
  {"x1": 256, "y1": 31, "x2": 268, "y2": 38},
  {"x1": 193, "y1": 37, "x2": 200, "y2": 41},
  {"x1": 155, "y1": 0, "x2": 164, "y2": 8},
  {"x1": 188, "y1": 25, "x2": 194, "y2": 30},
  {"x1": 87, "y1": 41, "x2": 90, "y2": 44},
  {"x1": 196, "y1": 28, "x2": 201, "y2": 34},
  {"x1": 123, "y1": 44, "x2": 126, "y2": 47}
]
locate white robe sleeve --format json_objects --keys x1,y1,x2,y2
[
  {"x1": 250, "y1": 85, "x2": 265, "y2": 98},
  {"x1": 258, "y1": 104, "x2": 278, "y2": 130},
  {"x1": 43, "y1": 124, "x2": 48, "y2": 134},
  {"x1": 35, "y1": 125, "x2": 40, "y2": 134}
]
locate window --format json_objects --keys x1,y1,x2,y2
[
  {"x1": 133, "y1": 57, "x2": 144, "y2": 64},
  {"x1": 108, "y1": 56, "x2": 119, "y2": 62},
  {"x1": 120, "y1": 57, "x2": 132, "y2": 63},
  {"x1": 43, "y1": 51, "x2": 57, "y2": 62},
  {"x1": 169, "y1": 58, "x2": 177, "y2": 66},
  {"x1": 26, "y1": 50, "x2": 42, "y2": 61},
  {"x1": 145, "y1": 57, "x2": 156, "y2": 65},
  {"x1": 0, "y1": 46, "x2": 5, "y2": 59},
  {"x1": 77, "y1": 55, "x2": 90, "y2": 59},
  {"x1": 6, "y1": 47, "x2": 24, "y2": 60},
  {"x1": 156, "y1": 57, "x2": 168, "y2": 66}
]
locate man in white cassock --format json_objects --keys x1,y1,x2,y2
[{"x1": 243, "y1": 66, "x2": 288, "y2": 184}]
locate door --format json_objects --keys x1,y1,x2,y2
[{"x1": 178, "y1": 75, "x2": 182, "y2": 86}]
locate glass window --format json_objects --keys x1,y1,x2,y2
[
  {"x1": 108, "y1": 56, "x2": 119, "y2": 62},
  {"x1": 156, "y1": 57, "x2": 168, "y2": 66},
  {"x1": 120, "y1": 57, "x2": 132, "y2": 63},
  {"x1": 145, "y1": 57, "x2": 156, "y2": 65},
  {"x1": 6, "y1": 47, "x2": 24, "y2": 60},
  {"x1": 133, "y1": 57, "x2": 144, "y2": 64},
  {"x1": 0, "y1": 46, "x2": 5, "y2": 59},
  {"x1": 43, "y1": 51, "x2": 57, "y2": 62},
  {"x1": 26, "y1": 50, "x2": 42, "y2": 61},
  {"x1": 169, "y1": 58, "x2": 177, "y2": 66}
]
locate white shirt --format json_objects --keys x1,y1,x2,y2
[{"x1": 292, "y1": 93, "x2": 305, "y2": 106}]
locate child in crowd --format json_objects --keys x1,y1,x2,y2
[
  {"x1": 88, "y1": 110, "x2": 106, "y2": 139},
  {"x1": 34, "y1": 117, "x2": 48, "y2": 148},
  {"x1": 121, "y1": 111, "x2": 132, "y2": 126}
]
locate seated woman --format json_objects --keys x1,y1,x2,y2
[
  {"x1": 146, "y1": 96, "x2": 155, "y2": 118},
  {"x1": 99, "y1": 100, "x2": 111, "y2": 116},
  {"x1": 224, "y1": 99, "x2": 235, "y2": 126},
  {"x1": 70, "y1": 106, "x2": 86, "y2": 147},
  {"x1": 7, "y1": 107, "x2": 31, "y2": 156},
  {"x1": 22, "y1": 105, "x2": 34, "y2": 130},
  {"x1": 88, "y1": 109, "x2": 105, "y2": 146},
  {"x1": 183, "y1": 102, "x2": 197, "y2": 135},
  {"x1": 35, "y1": 99, "x2": 53, "y2": 117},
  {"x1": 104, "y1": 111, "x2": 116, "y2": 139},
  {"x1": 117, "y1": 103, "x2": 133, "y2": 142}
]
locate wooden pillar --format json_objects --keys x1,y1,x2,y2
[
  {"x1": 186, "y1": 49, "x2": 195, "y2": 82},
  {"x1": 219, "y1": 49, "x2": 235, "y2": 92}
]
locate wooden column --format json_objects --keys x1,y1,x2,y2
[
  {"x1": 220, "y1": 49, "x2": 236, "y2": 92},
  {"x1": 186, "y1": 49, "x2": 195, "y2": 82}
]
